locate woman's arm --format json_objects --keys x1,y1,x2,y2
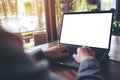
[{"x1": 73, "y1": 47, "x2": 105, "y2": 80}]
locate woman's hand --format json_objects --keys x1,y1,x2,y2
[
  {"x1": 43, "y1": 45, "x2": 69, "y2": 59},
  {"x1": 73, "y1": 46, "x2": 95, "y2": 63}
]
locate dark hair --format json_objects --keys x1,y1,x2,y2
[
  {"x1": 0, "y1": 27, "x2": 44, "y2": 80},
  {"x1": 0, "y1": 27, "x2": 33, "y2": 70}
]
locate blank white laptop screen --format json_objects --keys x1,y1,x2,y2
[{"x1": 60, "y1": 12, "x2": 113, "y2": 49}]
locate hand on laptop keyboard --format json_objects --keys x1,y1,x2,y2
[
  {"x1": 73, "y1": 46, "x2": 95, "y2": 63},
  {"x1": 43, "y1": 45, "x2": 69, "y2": 59}
]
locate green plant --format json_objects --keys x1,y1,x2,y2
[{"x1": 112, "y1": 21, "x2": 120, "y2": 36}]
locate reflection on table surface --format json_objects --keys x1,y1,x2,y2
[{"x1": 109, "y1": 35, "x2": 120, "y2": 61}]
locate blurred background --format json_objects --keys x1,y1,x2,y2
[{"x1": 0, "y1": 0, "x2": 118, "y2": 49}]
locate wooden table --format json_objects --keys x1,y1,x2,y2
[{"x1": 26, "y1": 36, "x2": 120, "y2": 80}]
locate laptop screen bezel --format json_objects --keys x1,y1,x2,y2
[{"x1": 59, "y1": 11, "x2": 114, "y2": 52}]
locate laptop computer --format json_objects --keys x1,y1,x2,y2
[{"x1": 53, "y1": 11, "x2": 114, "y2": 69}]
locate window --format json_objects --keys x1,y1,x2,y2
[
  {"x1": 101, "y1": 0, "x2": 116, "y2": 10},
  {"x1": 0, "y1": 0, "x2": 47, "y2": 49}
]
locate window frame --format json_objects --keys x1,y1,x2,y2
[
  {"x1": 44, "y1": 0, "x2": 58, "y2": 42},
  {"x1": 116, "y1": 0, "x2": 120, "y2": 21}
]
